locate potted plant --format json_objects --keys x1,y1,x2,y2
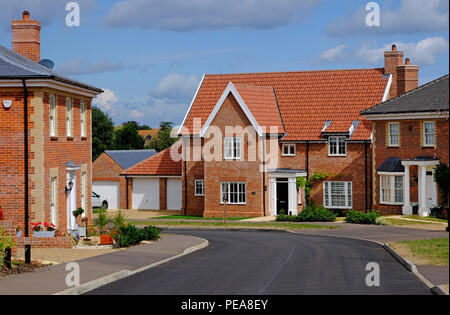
[
  {"x1": 16, "y1": 227, "x2": 22, "y2": 238},
  {"x1": 93, "y1": 212, "x2": 113, "y2": 245},
  {"x1": 73, "y1": 207, "x2": 86, "y2": 237},
  {"x1": 32, "y1": 222, "x2": 56, "y2": 237}
]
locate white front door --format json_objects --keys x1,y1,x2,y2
[
  {"x1": 167, "y1": 178, "x2": 182, "y2": 210},
  {"x1": 66, "y1": 171, "x2": 77, "y2": 230},
  {"x1": 425, "y1": 170, "x2": 437, "y2": 208}
]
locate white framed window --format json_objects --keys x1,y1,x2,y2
[
  {"x1": 66, "y1": 97, "x2": 72, "y2": 137},
  {"x1": 50, "y1": 177, "x2": 57, "y2": 225},
  {"x1": 323, "y1": 181, "x2": 352, "y2": 209},
  {"x1": 423, "y1": 121, "x2": 435, "y2": 147},
  {"x1": 380, "y1": 174, "x2": 404, "y2": 205},
  {"x1": 195, "y1": 179, "x2": 204, "y2": 196},
  {"x1": 298, "y1": 188, "x2": 302, "y2": 205},
  {"x1": 49, "y1": 94, "x2": 56, "y2": 137},
  {"x1": 81, "y1": 172, "x2": 86, "y2": 216},
  {"x1": 221, "y1": 182, "x2": 246, "y2": 204},
  {"x1": 388, "y1": 122, "x2": 399, "y2": 147},
  {"x1": 282, "y1": 144, "x2": 296, "y2": 156},
  {"x1": 224, "y1": 137, "x2": 241, "y2": 160},
  {"x1": 80, "y1": 100, "x2": 86, "y2": 137},
  {"x1": 328, "y1": 137, "x2": 346, "y2": 156}
]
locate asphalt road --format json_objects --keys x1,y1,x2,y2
[{"x1": 88, "y1": 230, "x2": 431, "y2": 295}]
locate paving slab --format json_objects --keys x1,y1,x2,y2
[{"x1": 0, "y1": 234, "x2": 205, "y2": 295}]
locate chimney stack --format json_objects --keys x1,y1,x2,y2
[
  {"x1": 384, "y1": 44, "x2": 419, "y2": 99},
  {"x1": 11, "y1": 11, "x2": 41, "y2": 63}
]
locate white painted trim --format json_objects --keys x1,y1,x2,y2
[
  {"x1": 387, "y1": 122, "x2": 400, "y2": 147},
  {"x1": 200, "y1": 82, "x2": 263, "y2": 137},
  {"x1": 377, "y1": 171, "x2": 404, "y2": 176},
  {"x1": 178, "y1": 74, "x2": 205, "y2": 135},
  {"x1": 364, "y1": 111, "x2": 449, "y2": 121},
  {"x1": 268, "y1": 172, "x2": 307, "y2": 178},
  {"x1": 328, "y1": 136, "x2": 347, "y2": 157},
  {"x1": 126, "y1": 175, "x2": 182, "y2": 178},
  {"x1": 323, "y1": 181, "x2": 352, "y2": 209},
  {"x1": 281, "y1": 143, "x2": 296, "y2": 156},
  {"x1": 194, "y1": 179, "x2": 204, "y2": 196},
  {"x1": 0, "y1": 79, "x2": 100, "y2": 97},
  {"x1": 401, "y1": 160, "x2": 439, "y2": 167},
  {"x1": 382, "y1": 74, "x2": 393, "y2": 102},
  {"x1": 220, "y1": 182, "x2": 247, "y2": 205},
  {"x1": 422, "y1": 121, "x2": 436, "y2": 147},
  {"x1": 379, "y1": 174, "x2": 404, "y2": 205}
]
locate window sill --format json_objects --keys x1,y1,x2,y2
[
  {"x1": 194, "y1": 194, "x2": 204, "y2": 197},
  {"x1": 380, "y1": 202, "x2": 404, "y2": 206},
  {"x1": 81, "y1": 136, "x2": 88, "y2": 140},
  {"x1": 66, "y1": 136, "x2": 74, "y2": 141},
  {"x1": 220, "y1": 203, "x2": 246, "y2": 205},
  {"x1": 328, "y1": 154, "x2": 347, "y2": 157},
  {"x1": 282, "y1": 154, "x2": 296, "y2": 157},
  {"x1": 50, "y1": 136, "x2": 58, "y2": 141},
  {"x1": 387, "y1": 145, "x2": 399, "y2": 148}
]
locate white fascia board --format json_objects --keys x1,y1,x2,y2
[
  {"x1": 0, "y1": 79, "x2": 100, "y2": 97},
  {"x1": 178, "y1": 74, "x2": 205, "y2": 136},
  {"x1": 199, "y1": 82, "x2": 263, "y2": 137},
  {"x1": 364, "y1": 111, "x2": 449, "y2": 121},
  {"x1": 382, "y1": 74, "x2": 393, "y2": 102}
]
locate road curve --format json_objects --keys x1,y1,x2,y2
[{"x1": 88, "y1": 230, "x2": 430, "y2": 295}]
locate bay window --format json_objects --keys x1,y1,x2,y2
[{"x1": 380, "y1": 175, "x2": 404, "y2": 204}]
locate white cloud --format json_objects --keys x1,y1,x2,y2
[
  {"x1": 317, "y1": 44, "x2": 349, "y2": 63},
  {"x1": 356, "y1": 37, "x2": 449, "y2": 66},
  {"x1": 104, "y1": 0, "x2": 321, "y2": 31},
  {"x1": 0, "y1": 0, "x2": 96, "y2": 30},
  {"x1": 93, "y1": 88, "x2": 119, "y2": 113},
  {"x1": 327, "y1": 0, "x2": 449, "y2": 36},
  {"x1": 151, "y1": 73, "x2": 200, "y2": 100},
  {"x1": 56, "y1": 57, "x2": 124, "y2": 75}
]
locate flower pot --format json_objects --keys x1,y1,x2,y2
[
  {"x1": 17, "y1": 231, "x2": 22, "y2": 238},
  {"x1": 100, "y1": 234, "x2": 114, "y2": 245},
  {"x1": 33, "y1": 231, "x2": 55, "y2": 238}
]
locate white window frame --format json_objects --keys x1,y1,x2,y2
[
  {"x1": 323, "y1": 181, "x2": 352, "y2": 209},
  {"x1": 81, "y1": 171, "x2": 86, "y2": 216},
  {"x1": 388, "y1": 122, "x2": 399, "y2": 147},
  {"x1": 224, "y1": 137, "x2": 242, "y2": 160},
  {"x1": 379, "y1": 173, "x2": 404, "y2": 205},
  {"x1": 423, "y1": 121, "x2": 435, "y2": 147},
  {"x1": 49, "y1": 94, "x2": 56, "y2": 137},
  {"x1": 282, "y1": 143, "x2": 296, "y2": 156},
  {"x1": 195, "y1": 179, "x2": 204, "y2": 196},
  {"x1": 80, "y1": 100, "x2": 86, "y2": 137},
  {"x1": 66, "y1": 97, "x2": 72, "y2": 137},
  {"x1": 328, "y1": 136, "x2": 347, "y2": 156},
  {"x1": 50, "y1": 177, "x2": 57, "y2": 225},
  {"x1": 220, "y1": 182, "x2": 246, "y2": 205}
]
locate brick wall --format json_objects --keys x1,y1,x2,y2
[
  {"x1": 92, "y1": 152, "x2": 127, "y2": 209},
  {"x1": 373, "y1": 118, "x2": 449, "y2": 214},
  {"x1": 17, "y1": 236, "x2": 72, "y2": 248}
]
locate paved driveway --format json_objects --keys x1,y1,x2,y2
[{"x1": 88, "y1": 230, "x2": 431, "y2": 295}]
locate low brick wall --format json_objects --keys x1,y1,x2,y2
[{"x1": 17, "y1": 236, "x2": 73, "y2": 248}]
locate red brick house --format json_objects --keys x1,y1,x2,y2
[
  {"x1": 362, "y1": 74, "x2": 449, "y2": 216},
  {"x1": 92, "y1": 149, "x2": 156, "y2": 209},
  {"x1": 178, "y1": 45, "x2": 419, "y2": 218},
  {"x1": 0, "y1": 12, "x2": 102, "y2": 235},
  {"x1": 122, "y1": 146, "x2": 182, "y2": 210}
]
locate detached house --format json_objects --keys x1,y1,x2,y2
[
  {"x1": 178, "y1": 45, "x2": 419, "y2": 218},
  {"x1": 0, "y1": 12, "x2": 102, "y2": 235},
  {"x1": 362, "y1": 74, "x2": 449, "y2": 217}
]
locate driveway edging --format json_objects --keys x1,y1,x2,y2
[{"x1": 54, "y1": 238, "x2": 209, "y2": 295}]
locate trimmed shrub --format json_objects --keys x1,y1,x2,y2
[
  {"x1": 345, "y1": 210, "x2": 380, "y2": 224},
  {"x1": 375, "y1": 217, "x2": 392, "y2": 226},
  {"x1": 114, "y1": 225, "x2": 162, "y2": 247},
  {"x1": 276, "y1": 205, "x2": 336, "y2": 222},
  {"x1": 141, "y1": 226, "x2": 162, "y2": 241}
]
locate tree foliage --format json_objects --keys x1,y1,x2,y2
[
  {"x1": 146, "y1": 121, "x2": 178, "y2": 152},
  {"x1": 92, "y1": 107, "x2": 114, "y2": 160},
  {"x1": 112, "y1": 122, "x2": 146, "y2": 150},
  {"x1": 434, "y1": 163, "x2": 449, "y2": 206}
]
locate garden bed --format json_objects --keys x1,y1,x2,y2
[{"x1": 0, "y1": 260, "x2": 46, "y2": 279}]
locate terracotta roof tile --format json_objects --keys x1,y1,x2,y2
[
  {"x1": 181, "y1": 69, "x2": 388, "y2": 140},
  {"x1": 123, "y1": 145, "x2": 181, "y2": 176}
]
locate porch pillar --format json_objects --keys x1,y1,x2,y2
[
  {"x1": 418, "y1": 165, "x2": 429, "y2": 217},
  {"x1": 269, "y1": 178, "x2": 276, "y2": 216},
  {"x1": 402, "y1": 164, "x2": 412, "y2": 215},
  {"x1": 288, "y1": 177, "x2": 297, "y2": 215}
]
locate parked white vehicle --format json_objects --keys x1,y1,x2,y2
[{"x1": 92, "y1": 191, "x2": 109, "y2": 209}]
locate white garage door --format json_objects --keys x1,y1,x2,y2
[
  {"x1": 132, "y1": 178, "x2": 159, "y2": 210},
  {"x1": 92, "y1": 181, "x2": 120, "y2": 209},
  {"x1": 167, "y1": 178, "x2": 182, "y2": 210}
]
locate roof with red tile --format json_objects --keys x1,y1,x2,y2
[
  {"x1": 233, "y1": 84, "x2": 285, "y2": 133},
  {"x1": 181, "y1": 69, "x2": 389, "y2": 141},
  {"x1": 122, "y1": 145, "x2": 182, "y2": 176}
]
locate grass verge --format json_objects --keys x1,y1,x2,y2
[
  {"x1": 152, "y1": 215, "x2": 251, "y2": 221},
  {"x1": 127, "y1": 220, "x2": 338, "y2": 230},
  {"x1": 385, "y1": 218, "x2": 438, "y2": 226},
  {"x1": 403, "y1": 215, "x2": 448, "y2": 223},
  {"x1": 390, "y1": 238, "x2": 449, "y2": 266}
]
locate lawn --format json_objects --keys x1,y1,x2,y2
[
  {"x1": 128, "y1": 220, "x2": 338, "y2": 230},
  {"x1": 390, "y1": 238, "x2": 449, "y2": 266},
  {"x1": 403, "y1": 215, "x2": 448, "y2": 223},
  {"x1": 152, "y1": 215, "x2": 251, "y2": 221},
  {"x1": 385, "y1": 218, "x2": 438, "y2": 226}
]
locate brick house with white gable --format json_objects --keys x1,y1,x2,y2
[
  {"x1": 0, "y1": 12, "x2": 102, "y2": 236},
  {"x1": 178, "y1": 45, "x2": 420, "y2": 218}
]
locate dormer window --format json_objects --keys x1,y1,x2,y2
[
  {"x1": 328, "y1": 136, "x2": 346, "y2": 156},
  {"x1": 282, "y1": 144, "x2": 296, "y2": 156}
]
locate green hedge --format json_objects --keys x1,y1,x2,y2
[
  {"x1": 276, "y1": 205, "x2": 336, "y2": 222},
  {"x1": 345, "y1": 210, "x2": 380, "y2": 224},
  {"x1": 114, "y1": 225, "x2": 162, "y2": 248}
]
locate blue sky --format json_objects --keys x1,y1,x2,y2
[{"x1": 0, "y1": 0, "x2": 448, "y2": 128}]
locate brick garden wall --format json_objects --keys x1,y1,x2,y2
[{"x1": 17, "y1": 236, "x2": 72, "y2": 248}]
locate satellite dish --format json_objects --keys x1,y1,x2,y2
[{"x1": 39, "y1": 59, "x2": 54, "y2": 69}]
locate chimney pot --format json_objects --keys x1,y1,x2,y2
[
  {"x1": 23, "y1": 11, "x2": 30, "y2": 20},
  {"x1": 392, "y1": 44, "x2": 397, "y2": 52},
  {"x1": 405, "y1": 58, "x2": 410, "y2": 65}
]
